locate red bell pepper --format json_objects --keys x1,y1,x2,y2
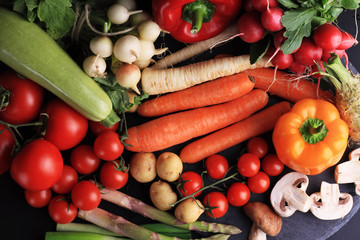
[{"x1": 152, "y1": 0, "x2": 242, "y2": 43}]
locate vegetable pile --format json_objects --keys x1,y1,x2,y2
[{"x1": 1, "y1": 0, "x2": 360, "y2": 240}]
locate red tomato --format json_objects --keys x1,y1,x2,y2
[
  {"x1": 100, "y1": 160, "x2": 129, "y2": 190},
  {"x1": 226, "y1": 182, "x2": 250, "y2": 207},
  {"x1": 205, "y1": 155, "x2": 229, "y2": 180},
  {"x1": 247, "y1": 171, "x2": 270, "y2": 194},
  {"x1": 10, "y1": 139, "x2": 63, "y2": 191},
  {"x1": 261, "y1": 154, "x2": 284, "y2": 176},
  {"x1": 246, "y1": 137, "x2": 268, "y2": 158},
  {"x1": 0, "y1": 123, "x2": 16, "y2": 175},
  {"x1": 51, "y1": 165, "x2": 78, "y2": 194},
  {"x1": 71, "y1": 180, "x2": 101, "y2": 211},
  {"x1": 93, "y1": 130, "x2": 124, "y2": 161},
  {"x1": 203, "y1": 192, "x2": 229, "y2": 218},
  {"x1": 89, "y1": 120, "x2": 119, "y2": 135},
  {"x1": 70, "y1": 145, "x2": 100, "y2": 174},
  {"x1": 24, "y1": 188, "x2": 52, "y2": 208},
  {"x1": 178, "y1": 171, "x2": 203, "y2": 197},
  {"x1": 237, "y1": 153, "x2": 261, "y2": 177},
  {"x1": 42, "y1": 99, "x2": 88, "y2": 151},
  {"x1": 48, "y1": 195, "x2": 77, "y2": 224},
  {"x1": 0, "y1": 70, "x2": 44, "y2": 124}
]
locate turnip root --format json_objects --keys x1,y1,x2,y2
[
  {"x1": 107, "y1": 4, "x2": 142, "y2": 25},
  {"x1": 324, "y1": 54, "x2": 360, "y2": 142},
  {"x1": 174, "y1": 198, "x2": 204, "y2": 223},
  {"x1": 138, "y1": 20, "x2": 163, "y2": 42},
  {"x1": 150, "y1": 180, "x2": 177, "y2": 211},
  {"x1": 142, "y1": 54, "x2": 271, "y2": 95},
  {"x1": 137, "y1": 39, "x2": 168, "y2": 62},
  {"x1": 89, "y1": 36, "x2": 113, "y2": 58},
  {"x1": 116, "y1": 0, "x2": 137, "y2": 11},
  {"x1": 113, "y1": 35, "x2": 141, "y2": 64},
  {"x1": 116, "y1": 64, "x2": 141, "y2": 94},
  {"x1": 83, "y1": 55, "x2": 106, "y2": 77}
]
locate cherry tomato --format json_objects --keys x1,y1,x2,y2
[
  {"x1": 71, "y1": 180, "x2": 101, "y2": 211},
  {"x1": 237, "y1": 153, "x2": 261, "y2": 177},
  {"x1": 246, "y1": 137, "x2": 268, "y2": 158},
  {"x1": 100, "y1": 160, "x2": 129, "y2": 190},
  {"x1": 48, "y1": 195, "x2": 77, "y2": 224},
  {"x1": 24, "y1": 188, "x2": 52, "y2": 208},
  {"x1": 226, "y1": 182, "x2": 250, "y2": 207},
  {"x1": 261, "y1": 154, "x2": 284, "y2": 176},
  {"x1": 94, "y1": 130, "x2": 124, "y2": 161},
  {"x1": 0, "y1": 123, "x2": 16, "y2": 175},
  {"x1": 10, "y1": 139, "x2": 63, "y2": 191},
  {"x1": 205, "y1": 155, "x2": 229, "y2": 180},
  {"x1": 0, "y1": 70, "x2": 44, "y2": 124},
  {"x1": 42, "y1": 99, "x2": 88, "y2": 151},
  {"x1": 178, "y1": 171, "x2": 203, "y2": 197},
  {"x1": 247, "y1": 171, "x2": 270, "y2": 194},
  {"x1": 89, "y1": 120, "x2": 119, "y2": 135},
  {"x1": 51, "y1": 165, "x2": 78, "y2": 194},
  {"x1": 70, "y1": 145, "x2": 100, "y2": 174},
  {"x1": 203, "y1": 192, "x2": 229, "y2": 218}
]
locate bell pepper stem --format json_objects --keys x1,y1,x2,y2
[
  {"x1": 190, "y1": 8, "x2": 205, "y2": 34},
  {"x1": 182, "y1": 0, "x2": 215, "y2": 34}
]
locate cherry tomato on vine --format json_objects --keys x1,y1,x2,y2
[
  {"x1": 48, "y1": 195, "x2": 77, "y2": 224},
  {"x1": 237, "y1": 153, "x2": 261, "y2": 177},
  {"x1": 0, "y1": 123, "x2": 16, "y2": 175},
  {"x1": 247, "y1": 171, "x2": 270, "y2": 194},
  {"x1": 203, "y1": 192, "x2": 229, "y2": 218},
  {"x1": 89, "y1": 120, "x2": 119, "y2": 136},
  {"x1": 10, "y1": 139, "x2": 63, "y2": 191},
  {"x1": 178, "y1": 171, "x2": 203, "y2": 197},
  {"x1": 42, "y1": 99, "x2": 88, "y2": 151},
  {"x1": 100, "y1": 160, "x2": 129, "y2": 190},
  {"x1": 51, "y1": 165, "x2": 78, "y2": 194},
  {"x1": 226, "y1": 182, "x2": 250, "y2": 207},
  {"x1": 94, "y1": 130, "x2": 124, "y2": 161},
  {"x1": 71, "y1": 180, "x2": 101, "y2": 211},
  {"x1": 205, "y1": 154, "x2": 229, "y2": 180},
  {"x1": 0, "y1": 70, "x2": 44, "y2": 124},
  {"x1": 246, "y1": 137, "x2": 268, "y2": 158},
  {"x1": 261, "y1": 154, "x2": 284, "y2": 176},
  {"x1": 24, "y1": 188, "x2": 52, "y2": 208},
  {"x1": 70, "y1": 145, "x2": 101, "y2": 174}
]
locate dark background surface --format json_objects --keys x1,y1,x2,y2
[{"x1": 1, "y1": 2, "x2": 360, "y2": 240}]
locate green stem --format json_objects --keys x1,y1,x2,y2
[
  {"x1": 182, "y1": 0, "x2": 215, "y2": 34},
  {"x1": 45, "y1": 232, "x2": 125, "y2": 240}
]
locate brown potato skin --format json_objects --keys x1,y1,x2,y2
[
  {"x1": 175, "y1": 198, "x2": 204, "y2": 223},
  {"x1": 130, "y1": 152, "x2": 157, "y2": 183},
  {"x1": 156, "y1": 152, "x2": 183, "y2": 182},
  {"x1": 150, "y1": 180, "x2": 177, "y2": 211}
]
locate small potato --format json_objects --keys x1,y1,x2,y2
[
  {"x1": 130, "y1": 152, "x2": 157, "y2": 183},
  {"x1": 175, "y1": 198, "x2": 204, "y2": 223},
  {"x1": 150, "y1": 180, "x2": 177, "y2": 211},
  {"x1": 156, "y1": 152, "x2": 183, "y2": 182}
]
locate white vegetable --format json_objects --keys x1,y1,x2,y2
[
  {"x1": 116, "y1": 0, "x2": 137, "y2": 11},
  {"x1": 107, "y1": 4, "x2": 142, "y2": 25},
  {"x1": 130, "y1": 11, "x2": 152, "y2": 26},
  {"x1": 138, "y1": 39, "x2": 167, "y2": 62},
  {"x1": 138, "y1": 20, "x2": 162, "y2": 42},
  {"x1": 116, "y1": 64, "x2": 141, "y2": 94},
  {"x1": 133, "y1": 58, "x2": 152, "y2": 70},
  {"x1": 113, "y1": 35, "x2": 141, "y2": 64},
  {"x1": 89, "y1": 36, "x2": 113, "y2": 58},
  {"x1": 82, "y1": 55, "x2": 106, "y2": 77}
]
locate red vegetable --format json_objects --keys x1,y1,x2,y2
[
  {"x1": 247, "y1": 171, "x2": 270, "y2": 193},
  {"x1": 152, "y1": 0, "x2": 242, "y2": 43},
  {"x1": 94, "y1": 130, "x2": 124, "y2": 161},
  {"x1": 100, "y1": 160, "x2": 129, "y2": 190},
  {"x1": 178, "y1": 171, "x2": 203, "y2": 197},
  {"x1": 237, "y1": 11, "x2": 266, "y2": 43},
  {"x1": 71, "y1": 180, "x2": 101, "y2": 211},
  {"x1": 70, "y1": 145, "x2": 101, "y2": 175},
  {"x1": 203, "y1": 192, "x2": 229, "y2": 218},
  {"x1": 0, "y1": 123, "x2": 15, "y2": 175},
  {"x1": 48, "y1": 195, "x2": 77, "y2": 224},
  {"x1": 226, "y1": 182, "x2": 250, "y2": 207},
  {"x1": 205, "y1": 154, "x2": 229, "y2": 180},
  {"x1": 24, "y1": 188, "x2": 52, "y2": 208},
  {"x1": 51, "y1": 165, "x2": 78, "y2": 194},
  {"x1": 237, "y1": 153, "x2": 261, "y2": 177}
]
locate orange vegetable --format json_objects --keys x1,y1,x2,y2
[
  {"x1": 124, "y1": 89, "x2": 269, "y2": 152},
  {"x1": 138, "y1": 73, "x2": 254, "y2": 117},
  {"x1": 272, "y1": 98, "x2": 349, "y2": 175},
  {"x1": 180, "y1": 101, "x2": 291, "y2": 163},
  {"x1": 242, "y1": 68, "x2": 334, "y2": 102}
]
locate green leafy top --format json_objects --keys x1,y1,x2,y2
[{"x1": 278, "y1": 0, "x2": 360, "y2": 54}]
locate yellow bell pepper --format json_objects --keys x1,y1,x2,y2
[{"x1": 272, "y1": 98, "x2": 349, "y2": 175}]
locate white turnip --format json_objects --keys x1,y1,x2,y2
[
  {"x1": 116, "y1": 63, "x2": 141, "y2": 94},
  {"x1": 113, "y1": 35, "x2": 141, "y2": 64},
  {"x1": 83, "y1": 55, "x2": 106, "y2": 77},
  {"x1": 89, "y1": 36, "x2": 113, "y2": 58},
  {"x1": 107, "y1": 4, "x2": 142, "y2": 25},
  {"x1": 138, "y1": 20, "x2": 162, "y2": 42}
]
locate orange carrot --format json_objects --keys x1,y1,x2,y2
[
  {"x1": 242, "y1": 68, "x2": 334, "y2": 102},
  {"x1": 137, "y1": 73, "x2": 254, "y2": 117},
  {"x1": 180, "y1": 101, "x2": 291, "y2": 163},
  {"x1": 124, "y1": 89, "x2": 269, "y2": 152}
]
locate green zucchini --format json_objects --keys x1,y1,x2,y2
[{"x1": 0, "y1": 8, "x2": 118, "y2": 126}]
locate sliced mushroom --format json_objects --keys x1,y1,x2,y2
[
  {"x1": 270, "y1": 172, "x2": 312, "y2": 217},
  {"x1": 310, "y1": 181, "x2": 353, "y2": 220},
  {"x1": 335, "y1": 147, "x2": 360, "y2": 195},
  {"x1": 243, "y1": 201, "x2": 282, "y2": 240}
]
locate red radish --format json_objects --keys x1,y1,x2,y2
[
  {"x1": 238, "y1": 12, "x2": 266, "y2": 43},
  {"x1": 313, "y1": 23, "x2": 342, "y2": 50},
  {"x1": 271, "y1": 51, "x2": 293, "y2": 70},
  {"x1": 244, "y1": 0, "x2": 254, "y2": 12},
  {"x1": 251, "y1": 0, "x2": 278, "y2": 11},
  {"x1": 293, "y1": 38, "x2": 323, "y2": 66},
  {"x1": 289, "y1": 61, "x2": 307, "y2": 75},
  {"x1": 338, "y1": 31, "x2": 358, "y2": 50},
  {"x1": 310, "y1": 61, "x2": 326, "y2": 79},
  {"x1": 321, "y1": 49, "x2": 345, "y2": 61},
  {"x1": 261, "y1": 7, "x2": 284, "y2": 32}
]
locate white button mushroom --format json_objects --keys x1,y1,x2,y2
[
  {"x1": 309, "y1": 181, "x2": 353, "y2": 220},
  {"x1": 270, "y1": 172, "x2": 312, "y2": 217}
]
